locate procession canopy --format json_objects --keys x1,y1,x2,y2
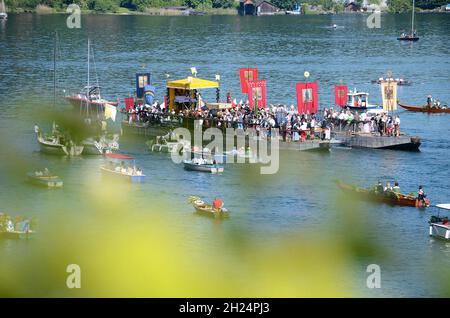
[{"x1": 166, "y1": 77, "x2": 220, "y2": 112}]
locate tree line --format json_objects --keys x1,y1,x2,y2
[{"x1": 3, "y1": 0, "x2": 447, "y2": 13}]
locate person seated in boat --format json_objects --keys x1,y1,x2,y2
[
  {"x1": 212, "y1": 197, "x2": 224, "y2": 212},
  {"x1": 392, "y1": 182, "x2": 401, "y2": 193},
  {"x1": 136, "y1": 168, "x2": 143, "y2": 176},
  {"x1": 426, "y1": 95, "x2": 433, "y2": 108},
  {"x1": 384, "y1": 182, "x2": 392, "y2": 193},
  {"x1": 375, "y1": 181, "x2": 383, "y2": 193},
  {"x1": 417, "y1": 185, "x2": 426, "y2": 204},
  {"x1": 43, "y1": 168, "x2": 50, "y2": 176}
]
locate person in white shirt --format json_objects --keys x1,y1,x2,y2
[{"x1": 394, "y1": 115, "x2": 401, "y2": 137}]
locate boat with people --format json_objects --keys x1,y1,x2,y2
[
  {"x1": 188, "y1": 196, "x2": 230, "y2": 218},
  {"x1": 82, "y1": 134, "x2": 120, "y2": 155},
  {"x1": 36, "y1": 127, "x2": 84, "y2": 156},
  {"x1": 397, "y1": 0, "x2": 419, "y2": 41},
  {"x1": 27, "y1": 169, "x2": 63, "y2": 188},
  {"x1": 0, "y1": 213, "x2": 35, "y2": 239},
  {"x1": 371, "y1": 77, "x2": 411, "y2": 86},
  {"x1": 340, "y1": 89, "x2": 382, "y2": 111},
  {"x1": 100, "y1": 153, "x2": 145, "y2": 183},
  {"x1": 337, "y1": 181, "x2": 430, "y2": 207},
  {"x1": 398, "y1": 103, "x2": 450, "y2": 114},
  {"x1": 183, "y1": 158, "x2": 224, "y2": 174}
]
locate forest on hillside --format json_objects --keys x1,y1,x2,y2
[{"x1": 2, "y1": 0, "x2": 448, "y2": 13}]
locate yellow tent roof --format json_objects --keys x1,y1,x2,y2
[{"x1": 166, "y1": 77, "x2": 219, "y2": 90}]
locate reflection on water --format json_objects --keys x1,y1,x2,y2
[{"x1": 0, "y1": 13, "x2": 449, "y2": 297}]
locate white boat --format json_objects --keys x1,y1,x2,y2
[
  {"x1": 341, "y1": 89, "x2": 382, "y2": 111},
  {"x1": 429, "y1": 204, "x2": 450, "y2": 240},
  {"x1": 27, "y1": 171, "x2": 63, "y2": 188},
  {"x1": 100, "y1": 166, "x2": 145, "y2": 183},
  {"x1": 183, "y1": 159, "x2": 224, "y2": 173},
  {"x1": 429, "y1": 216, "x2": 450, "y2": 240},
  {"x1": 82, "y1": 135, "x2": 119, "y2": 155},
  {"x1": 0, "y1": 0, "x2": 7, "y2": 20},
  {"x1": 101, "y1": 153, "x2": 145, "y2": 183},
  {"x1": 37, "y1": 134, "x2": 84, "y2": 156}
]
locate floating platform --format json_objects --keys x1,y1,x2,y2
[
  {"x1": 278, "y1": 140, "x2": 331, "y2": 152},
  {"x1": 121, "y1": 121, "x2": 172, "y2": 137},
  {"x1": 336, "y1": 133, "x2": 421, "y2": 151}
]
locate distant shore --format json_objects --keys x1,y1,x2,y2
[{"x1": 7, "y1": 5, "x2": 450, "y2": 17}]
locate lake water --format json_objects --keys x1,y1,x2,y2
[{"x1": 0, "y1": 13, "x2": 449, "y2": 297}]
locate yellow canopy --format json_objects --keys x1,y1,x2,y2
[{"x1": 166, "y1": 77, "x2": 219, "y2": 90}]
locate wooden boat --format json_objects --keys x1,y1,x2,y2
[
  {"x1": 337, "y1": 181, "x2": 430, "y2": 207},
  {"x1": 188, "y1": 196, "x2": 229, "y2": 218},
  {"x1": 398, "y1": 103, "x2": 450, "y2": 114},
  {"x1": 0, "y1": 230, "x2": 35, "y2": 239},
  {"x1": 183, "y1": 160, "x2": 224, "y2": 173},
  {"x1": 27, "y1": 172, "x2": 63, "y2": 188}
]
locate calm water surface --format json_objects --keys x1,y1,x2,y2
[{"x1": 0, "y1": 13, "x2": 449, "y2": 297}]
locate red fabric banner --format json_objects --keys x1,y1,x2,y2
[
  {"x1": 239, "y1": 68, "x2": 258, "y2": 93},
  {"x1": 334, "y1": 85, "x2": 348, "y2": 107},
  {"x1": 124, "y1": 97, "x2": 135, "y2": 111},
  {"x1": 247, "y1": 80, "x2": 266, "y2": 110},
  {"x1": 296, "y1": 82, "x2": 318, "y2": 114}
]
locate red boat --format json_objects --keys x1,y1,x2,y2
[
  {"x1": 65, "y1": 86, "x2": 118, "y2": 110},
  {"x1": 337, "y1": 181, "x2": 430, "y2": 208},
  {"x1": 398, "y1": 103, "x2": 450, "y2": 114}
]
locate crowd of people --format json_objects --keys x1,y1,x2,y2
[{"x1": 124, "y1": 101, "x2": 402, "y2": 140}]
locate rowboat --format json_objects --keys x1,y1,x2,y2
[
  {"x1": 0, "y1": 217, "x2": 34, "y2": 239},
  {"x1": 183, "y1": 160, "x2": 224, "y2": 173},
  {"x1": 398, "y1": 103, "x2": 450, "y2": 114},
  {"x1": 188, "y1": 196, "x2": 230, "y2": 218},
  {"x1": 27, "y1": 172, "x2": 63, "y2": 188},
  {"x1": 337, "y1": 181, "x2": 430, "y2": 207},
  {"x1": 0, "y1": 230, "x2": 35, "y2": 239}
]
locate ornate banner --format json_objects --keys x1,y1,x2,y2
[
  {"x1": 247, "y1": 80, "x2": 266, "y2": 110},
  {"x1": 380, "y1": 80, "x2": 397, "y2": 111},
  {"x1": 239, "y1": 68, "x2": 258, "y2": 93},
  {"x1": 296, "y1": 82, "x2": 318, "y2": 114},
  {"x1": 334, "y1": 85, "x2": 348, "y2": 107}
]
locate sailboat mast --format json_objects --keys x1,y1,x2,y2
[
  {"x1": 87, "y1": 39, "x2": 90, "y2": 95},
  {"x1": 411, "y1": 0, "x2": 415, "y2": 36},
  {"x1": 53, "y1": 31, "x2": 57, "y2": 108}
]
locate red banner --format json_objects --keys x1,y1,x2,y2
[
  {"x1": 239, "y1": 68, "x2": 258, "y2": 93},
  {"x1": 124, "y1": 97, "x2": 135, "y2": 111},
  {"x1": 247, "y1": 80, "x2": 266, "y2": 110},
  {"x1": 296, "y1": 82, "x2": 318, "y2": 114},
  {"x1": 334, "y1": 85, "x2": 348, "y2": 107}
]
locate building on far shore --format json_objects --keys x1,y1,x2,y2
[
  {"x1": 238, "y1": 0, "x2": 280, "y2": 16},
  {"x1": 344, "y1": 1, "x2": 361, "y2": 12}
]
